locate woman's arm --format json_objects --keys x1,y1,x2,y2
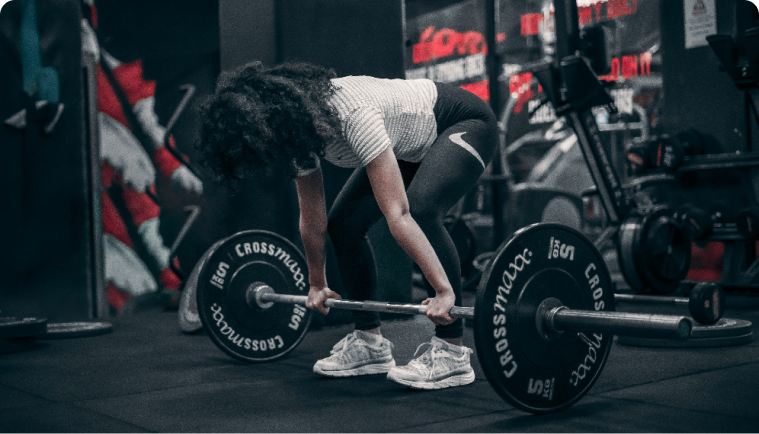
[
  {"x1": 295, "y1": 168, "x2": 340, "y2": 314},
  {"x1": 365, "y1": 147, "x2": 455, "y2": 325}
]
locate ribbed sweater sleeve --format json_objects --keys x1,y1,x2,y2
[{"x1": 342, "y1": 107, "x2": 391, "y2": 166}]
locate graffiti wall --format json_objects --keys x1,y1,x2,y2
[{"x1": 87, "y1": 0, "x2": 223, "y2": 314}]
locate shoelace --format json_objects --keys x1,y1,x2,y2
[
  {"x1": 409, "y1": 342, "x2": 437, "y2": 368},
  {"x1": 410, "y1": 341, "x2": 472, "y2": 368},
  {"x1": 330, "y1": 332, "x2": 358, "y2": 355}
]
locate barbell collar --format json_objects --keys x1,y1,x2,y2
[{"x1": 546, "y1": 306, "x2": 692, "y2": 340}]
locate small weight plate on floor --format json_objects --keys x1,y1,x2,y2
[
  {"x1": 690, "y1": 318, "x2": 753, "y2": 338},
  {"x1": 39, "y1": 321, "x2": 113, "y2": 339},
  {"x1": 474, "y1": 223, "x2": 615, "y2": 414},
  {"x1": 0, "y1": 337, "x2": 37, "y2": 354},
  {"x1": 0, "y1": 317, "x2": 47, "y2": 340},
  {"x1": 617, "y1": 332, "x2": 753, "y2": 348},
  {"x1": 618, "y1": 318, "x2": 753, "y2": 348},
  {"x1": 196, "y1": 230, "x2": 312, "y2": 363}
]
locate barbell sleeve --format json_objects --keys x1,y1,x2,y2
[{"x1": 546, "y1": 307, "x2": 692, "y2": 340}]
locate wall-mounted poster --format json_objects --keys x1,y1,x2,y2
[
  {"x1": 684, "y1": 0, "x2": 717, "y2": 49},
  {"x1": 404, "y1": 0, "x2": 491, "y2": 101}
]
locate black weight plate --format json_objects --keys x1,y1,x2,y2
[
  {"x1": 641, "y1": 213, "x2": 690, "y2": 286},
  {"x1": 39, "y1": 321, "x2": 113, "y2": 339},
  {"x1": 618, "y1": 332, "x2": 753, "y2": 348},
  {"x1": 690, "y1": 318, "x2": 753, "y2": 339},
  {"x1": 617, "y1": 318, "x2": 753, "y2": 348},
  {"x1": 197, "y1": 230, "x2": 312, "y2": 363},
  {"x1": 617, "y1": 208, "x2": 691, "y2": 295},
  {"x1": 474, "y1": 223, "x2": 615, "y2": 414},
  {"x1": 0, "y1": 317, "x2": 48, "y2": 340},
  {"x1": 179, "y1": 238, "x2": 225, "y2": 334},
  {"x1": 618, "y1": 215, "x2": 645, "y2": 292}
]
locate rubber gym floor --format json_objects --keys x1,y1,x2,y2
[{"x1": 1, "y1": 286, "x2": 758, "y2": 433}]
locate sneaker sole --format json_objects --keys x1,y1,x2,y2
[
  {"x1": 314, "y1": 359, "x2": 396, "y2": 377},
  {"x1": 387, "y1": 369, "x2": 475, "y2": 390}
]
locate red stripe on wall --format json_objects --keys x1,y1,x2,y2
[
  {"x1": 96, "y1": 65, "x2": 128, "y2": 126},
  {"x1": 154, "y1": 145, "x2": 182, "y2": 177},
  {"x1": 101, "y1": 187, "x2": 134, "y2": 248},
  {"x1": 112, "y1": 60, "x2": 156, "y2": 106},
  {"x1": 121, "y1": 188, "x2": 160, "y2": 227}
]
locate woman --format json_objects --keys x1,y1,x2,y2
[{"x1": 197, "y1": 61, "x2": 498, "y2": 390}]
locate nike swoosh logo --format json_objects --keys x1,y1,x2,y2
[{"x1": 449, "y1": 132, "x2": 486, "y2": 169}]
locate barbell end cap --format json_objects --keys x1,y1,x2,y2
[
  {"x1": 247, "y1": 283, "x2": 275, "y2": 310},
  {"x1": 677, "y1": 317, "x2": 693, "y2": 340}
]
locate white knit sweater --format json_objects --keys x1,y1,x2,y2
[{"x1": 297, "y1": 76, "x2": 438, "y2": 176}]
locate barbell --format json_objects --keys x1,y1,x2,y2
[
  {"x1": 195, "y1": 223, "x2": 708, "y2": 414},
  {"x1": 614, "y1": 282, "x2": 725, "y2": 325}
]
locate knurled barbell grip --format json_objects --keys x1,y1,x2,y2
[
  {"x1": 546, "y1": 306, "x2": 692, "y2": 340},
  {"x1": 258, "y1": 291, "x2": 475, "y2": 319}
]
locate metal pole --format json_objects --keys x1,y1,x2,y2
[
  {"x1": 259, "y1": 292, "x2": 476, "y2": 320},
  {"x1": 485, "y1": 0, "x2": 506, "y2": 250},
  {"x1": 548, "y1": 307, "x2": 692, "y2": 340},
  {"x1": 614, "y1": 293, "x2": 689, "y2": 307}
]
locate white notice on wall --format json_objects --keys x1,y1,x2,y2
[{"x1": 684, "y1": 0, "x2": 717, "y2": 49}]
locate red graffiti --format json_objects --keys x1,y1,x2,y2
[
  {"x1": 606, "y1": 0, "x2": 637, "y2": 20},
  {"x1": 578, "y1": 7, "x2": 593, "y2": 26},
  {"x1": 412, "y1": 27, "x2": 487, "y2": 63},
  {"x1": 509, "y1": 72, "x2": 543, "y2": 114},
  {"x1": 521, "y1": 13, "x2": 543, "y2": 36},
  {"x1": 597, "y1": 52, "x2": 651, "y2": 82},
  {"x1": 549, "y1": 0, "x2": 639, "y2": 29},
  {"x1": 639, "y1": 51, "x2": 651, "y2": 76}
]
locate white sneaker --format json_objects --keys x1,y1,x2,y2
[
  {"x1": 313, "y1": 330, "x2": 396, "y2": 377},
  {"x1": 387, "y1": 337, "x2": 475, "y2": 390}
]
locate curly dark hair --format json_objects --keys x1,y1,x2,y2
[{"x1": 196, "y1": 61, "x2": 343, "y2": 184}]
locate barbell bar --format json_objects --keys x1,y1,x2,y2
[{"x1": 248, "y1": 284, "x2": 691, "y2": 340}]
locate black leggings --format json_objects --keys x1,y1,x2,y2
[{"x1": 327, "y1": 82, "x2": 498, "y2": 339}]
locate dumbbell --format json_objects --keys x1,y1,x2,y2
[
  {"x1": 648, "y1": 135, "x2": 683, "y2": 172},
  {"x1": 674, "y1": 204, "x2": 711, "y2": 240},
  {"x1": 626, "y1": 141, "x2": 651, "y2": 175},
  {"x1": 648, "y1": 129, "x2": 707, "y2": 172},
  {"x1": 614, "y1": 282, "x2": 725, "y2": 325}
]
